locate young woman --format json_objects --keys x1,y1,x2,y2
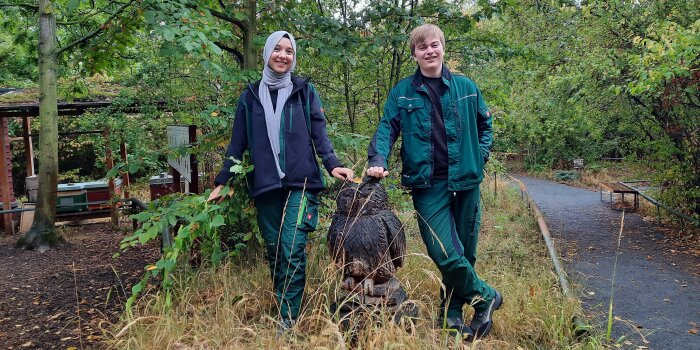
[{"x1": 208, "y1": 31, "x2": 353, "y2": 333}]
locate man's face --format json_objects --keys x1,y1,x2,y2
[
  {"x1": 413, "y1": 36, "x2": 444, "y2": 75},
  {"x1": 268, "y1": 37, "x2": 294, "y2": 73}
]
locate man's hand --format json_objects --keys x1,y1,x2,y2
[
  {"x1": 207, "y1": 185, "x2": 233, "y2": 204},
  {"x1": 331, "y1": 167, "x2": 354, "y2": 182},
  {"x1": 366, "y1": 166, "x2": 389, "y2": 179}
]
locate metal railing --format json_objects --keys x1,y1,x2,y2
[
  {"x1": 506, "y1": 174, "x2": 590, "y2": 336},
  {"x1": 620, "y1": 181, "x2": 699, "y2": 229}
]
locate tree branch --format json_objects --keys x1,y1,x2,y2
[
  {"x1": 307, "y1": 79, "x2": 343, "y2": 95},
  {"x1": 208, "y1": 8, "x2": 246, "y2": 32},
  {"x1": 0, "y1": 2, "x2": 38, "y2": 11},
  {"x1": 629, "y1": 94, "x2": 649, "y2": 109},
  {"x1": 55, "y1": 0, "x2": 137, "y2": 55},
  {"x1": 183, "y1": 1, "x2": 246, "y2": 32},
  {"x1": 214, "y1": 41, "x2": 243, "y2": 65}
]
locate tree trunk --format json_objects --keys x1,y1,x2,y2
[
  {"x1": 342, "y1": 61, "x2": 357, "y2": 163},
  {"x1": 17, "y1": 0, "x2": 63, "y2": 250},
  {"x1": 242, "y1": 0, "x2": 257, "y2": 70}
]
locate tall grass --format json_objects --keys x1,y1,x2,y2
[
  {"x1": 606, "y1": 211, "x2": 625, "y2": 341},
  {"x1": 109, "y1": 179, "x2": 603, "y2": 349}
]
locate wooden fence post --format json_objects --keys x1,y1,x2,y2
[
  {"x1": 188, "y1": 125, "x2": 199, "y2": 194},
  {"x1": 0, "y1": 118, "x2": 13, "y2": 233},
  {"x1": 104, "y1": 128, "x2": 118, "y2": 225}
]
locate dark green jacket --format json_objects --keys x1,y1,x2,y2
[{"x1": 368, "y1": 67, "x2": 493, "y2": 190}]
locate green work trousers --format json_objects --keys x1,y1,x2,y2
[
  {"x1": 254, "y1": 188, "x2": 319, "y2": 320},
  {"x1": 412, "y1": 180, "x2": 495, "y2": 319}
]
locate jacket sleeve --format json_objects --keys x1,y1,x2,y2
[
  {"x1": 475, "y1": 86, "x2": 493, "y2": 162},
  {"x1": 214, "y1": 93, "x2": 249, "y2": 186},
  {"x1": 367, "y1": 88, "x2": 401, "y2": 170},
  {"x1": 307, "y1": 84, "x2": 344, "y2": 174}
]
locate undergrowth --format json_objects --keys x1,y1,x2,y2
[{"x1": 109, "y1": 177, "x2": 604, "y2": 349}]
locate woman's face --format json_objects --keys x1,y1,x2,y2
[{"x1": 268, "y1": 37, "x2": 294, "y2": 73}]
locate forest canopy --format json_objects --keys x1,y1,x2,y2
[{"x1": 1, "y1": 0, "x2": 698, "y2": 220}]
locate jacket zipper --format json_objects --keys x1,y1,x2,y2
[
  {"x1": 247, "y1": 83, "x2": 306, "y2": 187},
  {"x1": 416, "y1": 84, "x2": 433, "y2": 185}
]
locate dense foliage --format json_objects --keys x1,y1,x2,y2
[
  {"x1": 2, "y1": 0, "x2": 697, "y2": 284},
  {"x1": 119, "y1": 162, "x2": 256, "y2": 308},
  {"x1": 463, "y1": 0, "x2": 699, "y2": 217}
]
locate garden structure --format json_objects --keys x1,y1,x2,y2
[{"x1": 0, "y1": 99, "x2": 134, "y2": 233}]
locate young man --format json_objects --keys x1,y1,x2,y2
[{"x1": 366, "y1": 24, "x2": 502, "y2": 341}]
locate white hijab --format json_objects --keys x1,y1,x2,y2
[{"x1": 259, "y1": 31, "x2": 297, "y2": 180}]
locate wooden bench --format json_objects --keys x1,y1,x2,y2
[{"x1": 600, "y1": 182, "x2": 639, "y2": 211}]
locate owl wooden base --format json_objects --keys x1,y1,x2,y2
[{"x1": 331, "y1": 277, "x2": 419, "y2": 333}]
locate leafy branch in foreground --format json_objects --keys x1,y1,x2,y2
[{"x1": 118, "y1": 160, "x2": 257, "y2": 310}]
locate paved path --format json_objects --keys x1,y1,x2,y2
[{"x1": 516, "y1": 176, "x2": 700, "y2": 350}]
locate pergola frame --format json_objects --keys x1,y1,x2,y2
[{"x1": 0, "y1": 101, "x2": 142, "y2": 233}]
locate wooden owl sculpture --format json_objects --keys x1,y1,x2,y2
[{"x1": 328, "y1": 178, "x2": 407, "y2": 295}]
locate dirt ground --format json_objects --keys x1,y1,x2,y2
[{"x1": 0, "y1": 222, "x2": 159, "y2": 349}]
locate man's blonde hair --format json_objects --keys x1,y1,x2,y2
[{"x1": 409, "y1": 24, "x2": 445, "y2": 56}]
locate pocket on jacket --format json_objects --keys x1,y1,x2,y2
[
  {"x1": 285, "y1": 102, "x2": 303, "y2": 134},
  {"x1": 297, "y1": 192, "x2": 319, "y2": 232},
  {"x1": 398, "y1": 97, "x2": 428, "y2": 133}
]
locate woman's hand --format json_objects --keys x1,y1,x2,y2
[
  {"x1": 366, "y1": 166, "x2": 389, "y2": 179},
  {"x1": 207, "y1": 185, "x2": 233, "y2": 204},
  {"x1": 331, "y1": 167, "x2": 354, "y2": 182}
]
